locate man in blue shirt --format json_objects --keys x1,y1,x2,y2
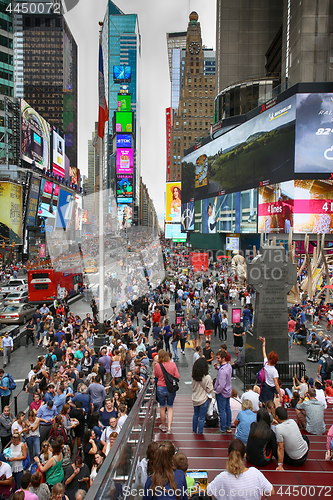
[
  {"x1": 70, "y1": 384, "x2": 92, "y2": 417},
  {"x1": 0, "y1": 370, "x2": 11, "y2": 411},
  {"x1": 37, "y1": 400, "x2": 57, "y2": 442},
  {"x1": 53, "y1": 386, "x2": 66, "y2": 414},
  {"x1": 242, "y1": 305, "x2": 251, "y2": 332}
]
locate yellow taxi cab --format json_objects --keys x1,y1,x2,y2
[{"x1": 84, "y1": 259, "x2": 98, "y2": 273}]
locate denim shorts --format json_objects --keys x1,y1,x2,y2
[{"x1": 156, "y1": 385, "x2": 176, "y2": 408}]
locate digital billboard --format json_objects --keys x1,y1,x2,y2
[
  {"x1": 116, "y1": 148, "x2": 133, "y2": 175},
  {"x1": 166, "y1": 182, "x2": 181, "y2": 223},
  {"x1": 52, "y1": 127, "x2": 65, "y2": 178},
  {"x1": 117, "y1": 94, "x2": 131, "y2": 112},
  {"x1": 26, "y1": 178, "x2": 41, "y2": 227},
  {"x1": 258, "y1": 181, "x2": 294, "y2": 234},
  {"x1": 38, "y1": 179, "x2": 59, "y2": 221},
  {"x1": 21, "y1": 99, "x2": 51, "y2": 169},
  {"x1": 113, "y1": 65, "x2": 131, "y2": 83},
  {"x1": 0, "y1": 182, "x2": 22, "y2": 243},
  {"x1": 295, "y1": 93, "x2": 333, "y2": 174},
  {"x1": 182, "y1": 95, "x2": 296, "y2": 202},
  {"x1": 181, "y1": 202, "x2": 194, "y2": 231},
  {"x1": 116, "y1": 134, "x2": 132, "y2": 148},
  {"x1": 118, "y1": 203, "x2": 132, "y2": 229},
  {"x1": 56, "y1": 189, "x2": 74, "y2": 229},
  {"x1": 165, "y1": 223, "x2": 186, "y2": 241},
  {"x1": 293, "y1": 180, "x2": 333, "y2": 234},
  {"x1": 116, "y1": 112, "x2": 133, "y2": 133},
  {"x1": 117, "y1": 176, "x2": 133, "y2": 203}
]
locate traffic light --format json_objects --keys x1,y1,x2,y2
[
  {"x1": 12, "y1": 242, "x2": 15, "y2": 248},
  {"x1": 2, "y1": 242, "x2": 4, "y2": 248}
]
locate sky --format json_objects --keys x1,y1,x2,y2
[{"x1": 64, "y1": 0, "x2": 216, "y2": 223}]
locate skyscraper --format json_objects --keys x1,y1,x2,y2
[
  {"x1": 14, "y1": 0, "x2": 78, "y2": 169},
  {"x1": 167, "y1": 12, "x2": 215, "y2": 182},
  {"x1": 102, "y1": 0, "x2": 140, "y2": 209}
]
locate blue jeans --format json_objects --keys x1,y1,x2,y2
[
  {"x1": 243, "y1": 319, "x2": 250, "y2": 332},
  {"x1": 26, "y1": 435, "x2": 40, "y2": 463},
  {"x1": 156, "y1": 386, "x2": 176, "y2": 407},
  {"x1": 216, "y1": 393, "x2": 231, "y2": 432},
  {"x1": 13, "y1": 470, "x2": 23, "y2": 489},
  {"x1": 172, "y1": 341, "x2": 179, "y2": 360},
  {"x1": 193, "y1": 399, "x2": 209, "y2": 434}
]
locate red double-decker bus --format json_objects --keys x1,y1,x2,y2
[{"x1": 27, "y1": 267, "x2": 83, "y2": 304}]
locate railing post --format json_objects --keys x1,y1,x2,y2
[{"x1": 14, "y1": 395, "x2": 17, "y2": 416}]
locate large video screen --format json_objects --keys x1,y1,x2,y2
[
  {"x1": 117, "y1": 94, "x2": 131, "y2": 112},
  {"x1": 113, "y1": 65, "x2": 131, "y2": 83},
  {"x1": 181, "y1": 202, "x2": 195, "y2": 232},
  {"x1": 52, "y1": 126, "x2": 65, "y2": 178},
  {"x1": 0, "y1": 182, "x2": 22, "y2": 243},
  {"x1": 56, "y1": 189, "x2": 74, "y2": 229},
  {"x1": 182, "y1": 95, "x2": 296, "y2": 202},
  {"x1": 38, "y1": 179, "x2": 59, "y2": 221},
  {"x1": 258, "y1": 181, "x2": 294, "y2": 234},
  {"x1": 118, "y1": 203, "x2": 132, "y2": 229},
  {"x1": 166, "y1": 182, "x2": 181, "y2": 223},
  {"x1": 21, "y1": 99, "x2": 51, "y2": 169},
  {"x1": 26, "y1": 178, "x2": 41, "y2": 227},
  {"x1": 295, "y1": 93, "x2": 333, "y2": 174},
  {"x1": 116, "y1": 148, "x2": 133, "y2": 175},
  {"x1": 117, "y1": 134, "x2": 132, "y2": 148},
  {"x1": 165, "y1": 223, "x2": 186, "y2": 241},
  {"x1": 195, "y1": 188, "x2": 257, "y2": 234},
  {"x1": 115, "y1": 112, "x2": 133, "y2": 133},
  {"x1": 258, "y1": 179, "x2": 333, "y2": 234},
  {"x1": 117, "y1": 175, "x2": 133, "y2": 203}
]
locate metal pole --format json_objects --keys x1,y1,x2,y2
[
  {"x1": 98, "y1": 137, "x2": 104, "y2": 334},
  {"x1": 14, "y1": 395, "x2": 17, "y2": 416}
]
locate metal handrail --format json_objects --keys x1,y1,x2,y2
[
  {"x1": 85, "y1": 376, "x2": 155, "y2": 500},
  {"x1": 244, "y1": 361, "x2": 306, "y2": 391}
]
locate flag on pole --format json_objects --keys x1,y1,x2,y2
[{"x1": 97, "y1": 37, "x2": 108, "y2": 139}]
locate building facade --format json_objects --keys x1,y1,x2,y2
[{"x1": 167, "y1": 12, "x2": 215, "y2": 182}]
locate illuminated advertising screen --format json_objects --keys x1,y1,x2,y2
[
  {"x1": 0, "y1": 182, "x2": 22, "y2": 243},
  {"x1": 26, "y1": 178, "x2": 41, "y2": 227},
  {"x1": 52, "y1": 127, "x2": 65, "y2": 178},
  {"x1": 117, "y1": 94, "x2": 131, "y2": 112},
  {"x1": 117, "y1": 176, "x2": 133, "y2": 203},
  {"x1": 38, "y1": 179, "x2": 59, "y2": 221},
  {"x1": 113, "y1": 65, "x2": 132, "y2": 83},
  {"x1": 295, "y1": 93, "x2": 333, "y2": 174},
  {"x1": 181, "y1": 202, "x2": 194, "y2": 231},
  {"x1": 116, "y1": 112, "x2": 133, "y2": 133},
  {"x1": 226, "y1": 237, "x2": 240, "y2": 251},
  {"x1": 21, "y1": 99, "x2": 51, "y2": 169},
  {"x1": 182, "y1": 95, "x2": 296, "y2": 201},
  {"x1": 118, "y1": 203, "x2": 132, "y2": 229},
  {"x1": 258, "y1": 181, "x2": 294, "y2": 234},
  {"x1": 165, "y1": 223, "x2": 186, "y2": 241},
  {"x1": 166, "y1": 182, "x2": 181, "y2": 223},
  {"x1": 116, "y1": 134, "x2": 132, "y2": 148},
  {"x1": 293, "y1": 179, "x2": 333, "y2": 234},
  {"x1": 56, "y1": 189, "x2": 74, "y2": 229},
  {"x1": 116, "y1": 148, "x2": 133, "y2": 175}
]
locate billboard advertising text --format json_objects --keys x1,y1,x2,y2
[
  {"x1": 258, "y1": 181, "x2": 294, "y2": 234},
  {"x1": 182, "y1": 95, "x2": 296, "y2": 202},
  {"x1": 21, "y1": 99, "x2": 51, "y2": 169},
  {"x1": 0, "y1": 182, "x2": 22, "y2": 243},
  {"x1": 26, "y1": 178, "x2": 41, "y2": 227},
  {"x1": 116, "y1": 134, "x2": 132, "y2": 148},
  {"x1": 118, "y1": 203, "x2": 132, "y2": 229},
  {"x1": 116, "y1": 148, "x2": 133, "y2": 175},
  {"x1": 166, "y1": 108, "x2": 171, "y2": 179},
  {"x1": 295, "y1": 93, "x2": 333, "y2": 174},
  {"x1": 181, "y1": 202, "x2": 194, "y2": 231},
  {"x1": 117, "y1": 176, "x2": 133, "y2": 203},
  {"x1": 116, "y1": 112, "x2": 132, "y2": 133},
  {"x1": 166, "y1": 182, "x2": 181, "y2": 223},
  {"x1": 52, "y1": 127, "x2": 65, "y2": 178}
]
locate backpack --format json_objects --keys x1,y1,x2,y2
[
  {"x1": 191, "y1": 321, "x2": 199, "y2": 333},
  {"x1": 45, "y1": 354, "x2": 54, "y2": 369},
  {"x1": 324, "y1": 355, "x2": 333, "y2": 374},
  {"x1": 256, "y1": 362, "x2": 267, "y2": 389},
  {"x1": 5, "y1": 374, "x2": 16, "y2": 391}
]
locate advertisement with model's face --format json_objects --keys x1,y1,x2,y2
[
  {"x1": 295, "y1": 93, "x2": 333, "y2": 174},
  {"x1": 182, "y1": 95, "x2": 296, "y2": 201},
  {"x1": 118, "y1": 203, "x2": 132, "y2": 229},
  {"x1": 21, "y1": 99, "x2": 51, "y2": 169},
  {"x1": 165, "y1": 182, "x2": 181, "y2": 223}
]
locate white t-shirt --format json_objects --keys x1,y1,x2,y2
[
  {"x1": 263, "y1": 358, "x2": 279, "y2": 387},
  {"x1": 117, "y1": 415, "x2": 128, "y2": 429},
  {"x1": 207, "y1": 467, "x2": 273, "y2": 500},
  {"x1": 0, "y1": 461, "x2": 12, "y2": 479},
  {"x1": 241, "y1": 390, "x2": 260, "y2": 412},
  {"x1": 316, "y1": 388, "x2": 327, "y2": 409}
]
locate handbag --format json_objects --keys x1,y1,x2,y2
[{"x1": 160, "y1": 364, "x2": 179, "y2": 393}]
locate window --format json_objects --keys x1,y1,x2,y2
[{"x1": 176, "y1": 121, "x2": 179, "y2": 126}]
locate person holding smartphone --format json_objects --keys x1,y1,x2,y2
[{"x1": 64, "y1": 456, "x2": 89, "y2": 500}]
